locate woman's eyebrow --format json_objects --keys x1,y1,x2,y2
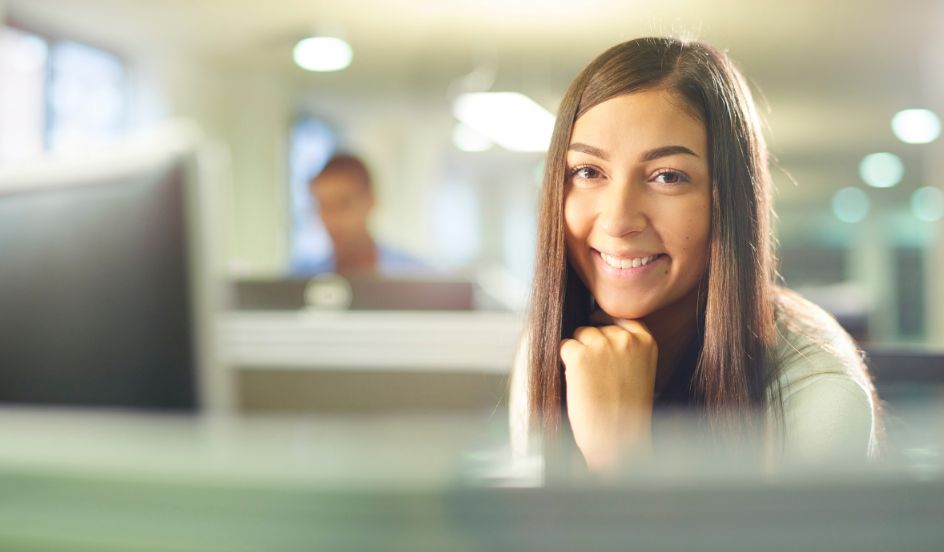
[
  {"x1": 568, "y1": 143, "x2": 701, "y2": 162},
  {"x1": 568, "y1": 142, "x2": 609, "y2": 160},
  {"x1": 640, "y1": 145, "x2": 700, "y2": 161}
]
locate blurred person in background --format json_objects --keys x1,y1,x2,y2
[
  {"x1": 510, "y1": 37, "x2": 881, "y2": 476},
  {"x1": 294, "y1": 153, "x2": 425, "y2": 276}
]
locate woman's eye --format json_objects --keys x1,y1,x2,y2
[
  {"x1": 569, "y1": 166, "x2": 601, "y2": 180},
  {"x1": 652, "y1": 170, "x2": 689, "y2": 185}
]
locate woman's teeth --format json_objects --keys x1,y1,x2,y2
[{"x1": 600, "y1": 252, "x2": 660, "y2": 269}]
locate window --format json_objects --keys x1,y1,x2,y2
[
  {"x1": 0, "y1": 26, "x2": 46, "y2": 162},
  {"x1": 47, "y1": 40, "x2": 126, "y2": 151},
  {"x1": 287, "y1": 117, "x2": 336, "y2": 270},
  {"x1": 0, "y1": 25, "x2": 126, "y2": 163}
]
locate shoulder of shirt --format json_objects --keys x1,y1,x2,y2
[
  {"x1": 290, "y1": 255, "x2": 334, "y2": 276},
  {"x1": 767, "y1": 289, "x2": 879, "y2": 458},
  {"x1": 376, "y1": 244, "x2": 427, "y2": 272},
  {"x1": 768, "y1": 288, "x2": 874, "y2": 406}
]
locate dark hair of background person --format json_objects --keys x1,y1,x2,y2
[
  {"x1": 528, "y1": 36, "x2": 781, "y2": 439},
  {"x1": 311, "y1": 153, "x2": 372, "y2": 191}
]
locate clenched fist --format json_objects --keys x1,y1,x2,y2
[{"x1": 560, "y1": 317, "x2": 658, "y2": 474}]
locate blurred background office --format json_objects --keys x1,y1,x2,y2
[
  {"x1": 2, "y1": 0, "x2": 944, "y2": 409},
  {"x1": 2, "y1": 0, "x2": 944, "y2": 410},
  {"x1": 3, "y1": 0, "x2": 944, "y2": 336},
  {"x1": 2, "y1": 1, "x2": 944, "y2": 549}
]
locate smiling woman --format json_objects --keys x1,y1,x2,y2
[
  {"x1": 510, "y1": 37, "x2": 880, "y2": 476},
  {"x1": 564, "y1": 91, "x2": 711, "y2": 325}
]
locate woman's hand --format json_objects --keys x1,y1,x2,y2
[{"x1": 560, "y1": 317, "x2": 658, "y2": 474}]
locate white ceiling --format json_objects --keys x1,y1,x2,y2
[{"x1": 6, "y1": 0, "x2": 944, "y2": 205}]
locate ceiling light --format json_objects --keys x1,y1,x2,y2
[
  {"x1": 293, "y1": 37, "x2": 352, "y2": 72},
  {"x1": 892, "y1": 109, "x2": 941, "y2": 144},
  {"x1": 859, "y1": 152, "x2": 904, "y2": 188},
  {"x1": 452, "y1": 92, "x2": 554, "y2": 152},
  {"x1": 832, "y1": 187, "x2": 869, "y2": 223}
]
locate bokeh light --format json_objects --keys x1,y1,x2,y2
[
  {"x1": 911, "y1": 186, "x2": 944, "y2": 222},
  {"x1": 892, "y1": 109, "x2": 941, "y2": 144},
  {"x1": 859, "y1": 152, "x2": 904, "y2": 188},
  {"x1": 293, "y1": 37, "x2": 352, "y2": 72},
  {"x1": 832, "y1": 186, "x2": 870, "y2": 223}
]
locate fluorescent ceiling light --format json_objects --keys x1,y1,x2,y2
[
  {"x1": 293, "y1": 37, "x2": 352, "y2": 72},
  {"x1": 858, "y1": 152, "x2": 903, "y2": 188},
  {"x1": 452, "y1": 92, "x2": 554, "y2": 152},
  {"x1": 892, "y1": 108, "x2": 941, "y2": 144}
]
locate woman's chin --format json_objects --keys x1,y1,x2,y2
[{"x1": 596, "y1": 302, "x2": 653, "y2": 321}]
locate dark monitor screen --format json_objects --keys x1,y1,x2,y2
[
  {"x1": 0, "y1": 155, "x2": 199, "y2": 411},
  {"x1": 231, "y1": 276, "x2": 477, "y2": 311}
]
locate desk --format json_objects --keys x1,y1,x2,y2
[
  {"x1": 0, "y1": 408, "x2": 942, "y2": 552},
  {"x1": 221, "y1": 310, "x2": 524, "y2": 372},
  {"x1": 220, "y1": 310, "x2": 524, "y2": 413}
]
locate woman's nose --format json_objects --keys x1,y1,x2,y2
[{"x1": 598, "y1": 180, "x2": 647, "y2": 237}]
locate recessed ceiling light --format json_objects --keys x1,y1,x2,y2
[
  {"x1": 859, "y1": 152, "x2": 904, "y2": 188},
  {"x1": 892, "y1": 109, "x2": 941, "y2": 144},
  {"x1": 293, "y1": 37, "x2": 352, "y2": 72}
]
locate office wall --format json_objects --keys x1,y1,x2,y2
[
  {"x1": 293, "y1": 92, "x2": 454, "y2": 264},
  {"x1": 209, "y1": 81, "x2": 536, "y2": 276},
  {"x1": 214, "y1": 71, "x2": 292, "y2": 275},
  {"x1": 126, "y1": 52, "x2": 293, "y2": 276},
  {"x1": 139, "y1": 57, "x2": 482, "y2": 276}
]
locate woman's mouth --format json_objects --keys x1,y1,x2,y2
[{"x1": 592, "y1": 249, "x2": 667, "y2": 277}]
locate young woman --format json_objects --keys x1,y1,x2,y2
[{"x1": 509, "y1": 37, "x2": 879, "y2": 475}]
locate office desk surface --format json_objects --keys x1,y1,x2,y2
[{"x1": 0, "y1": 408, "x2": 942, "y2": 552}]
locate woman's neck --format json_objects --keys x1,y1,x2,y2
[
  {"x1": 333, "y1": 233, "x2": 378, "y2": 274},
  {"x1": 642, "y1": 287, "x2": 702, "y2": 395}
]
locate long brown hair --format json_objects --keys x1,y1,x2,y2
[{"x1": 529, "y1": 37, "x2": 776, "y2": 436}]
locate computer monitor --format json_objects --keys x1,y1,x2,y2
[
  {"x1": 0, "y1": 139, "x2": 212, "y2": 411},
  {"x1": 231, "y1": 275, "x2": 477, "y2": 311}
]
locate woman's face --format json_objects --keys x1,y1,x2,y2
[{"x1": 564, "y1": 88, "x2": 711, "y2": 320}]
